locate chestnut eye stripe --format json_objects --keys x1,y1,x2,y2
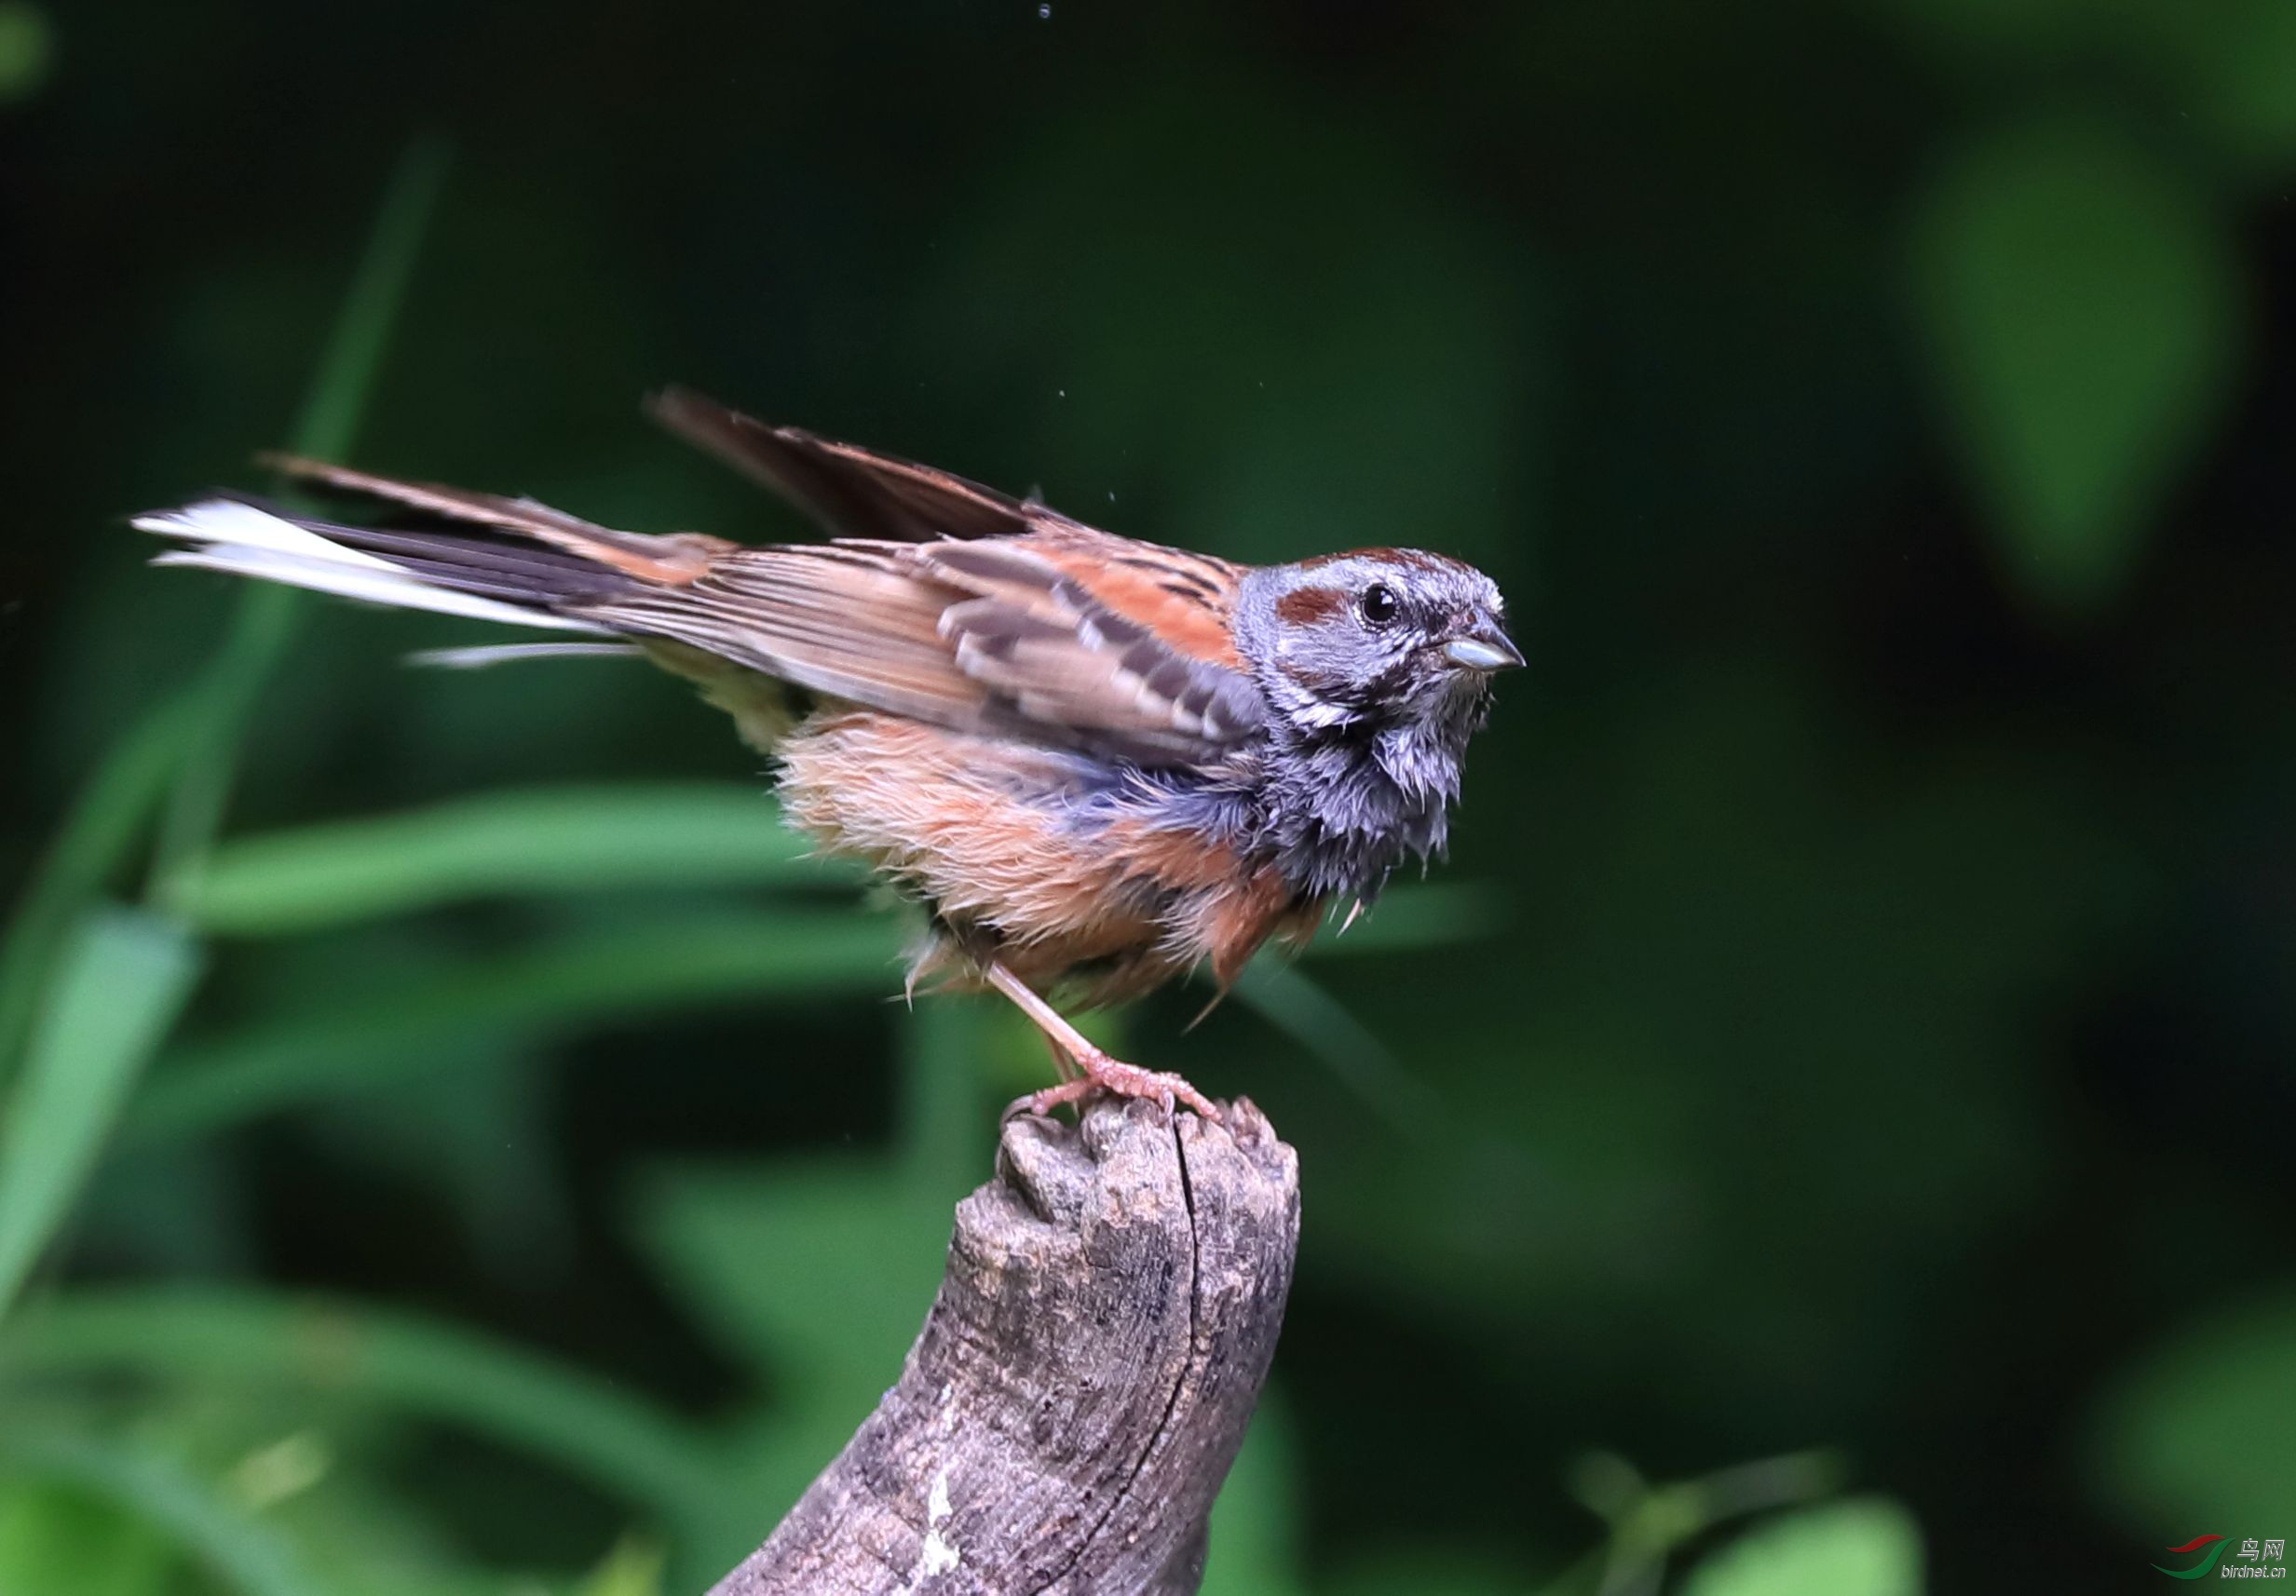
[{"x1": 1271, "y1": 585, "x2": 1350, "y2": 626}]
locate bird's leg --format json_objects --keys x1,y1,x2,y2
[{"x1": 983, "y1": 960, "x2": 1222, "y2": 1122}]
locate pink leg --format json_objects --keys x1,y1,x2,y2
[{"x1": 984, "y1": 961, "x2": 1221, "y2": 1122}]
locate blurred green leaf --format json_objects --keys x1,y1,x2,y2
[
  {"x1": 1198, "y1": 1399, "x2": 1308, "y2": 1596},
  {"x1": 1909, "y1": 115, "x2": 2239, "y2": 613},
  {"x1": 190, "y1": 1408, "x2": 577, "y2": 1596},
  {"x1": 2088, "y1": 1291, "x2": 2296, "y2": 1535},
  {"x1": 635, "y1": 1161, "x2": 945, "y2": 1400},
  {"x1": 0, "y1": 1480, "x2": 172, "y2": 1596},
  {"x1": 632, "y1": 1154, "x2": 950, "y2": 1528},
  {"x1": 0, "y1": 3, "x2": 50, "y2": 106},
  {"x1": 576, "y1": 1536, "x2": 665, "y2": 1596},
  {"x1": 0, "y1": 1430, "x2": 312, "y2": 1596},
  {"x1": 152, "y1": 136, "x2": 450, "y2": 902},
  {"x1": 1548, "y1": 1447, "x2": 1854, "y2": 1595},
  {"x1": 0, "y1": 907, "x2": 200, "y2": 1319},
  {"x1": 0, "y1": 698, "x2": 196, "y2": 1087},
  {"x1": 1680, "y1": 1497, "x2": 1923, "y2": 1596},
  {"x1": 124, "y1": 910, "x2": 902, "y2": 1143},
  {"x1": 178, "y1": 784, "x2": 842, "y2": 936},
  {"x1": 2183, "y1": 0, "x2": 2296, "y2": 169},
  {"x1": 0, "y1": 1292, "x2": 739, "y2": 1542}
]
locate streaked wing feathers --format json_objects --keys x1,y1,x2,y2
[
  {"x1": 264, "y1": 403, "x2": 1269, "y2": 764},
  {"x1": 1026, "y1": 542, "x2": 1246, "y2": 669},
  {"x1": 581, "y1": 535, "x2": 1263, "y2": 763},
  {"x1": 647, "y1": 387, "x2": 1039, "y2": 543},
  {"x1": 918, "y1": 540, "x2": 1263, "y2": 755},
  {"x1": 583, "y1": 543, "x2": 974, "y2": 728}
]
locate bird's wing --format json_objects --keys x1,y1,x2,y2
[
  {"x1": 260, "y1": 411, "x2": 1268, "y2": 764},
  {"x1": 918, "y1": 538, "x2": 1264, "y2": 754},
  {"x1": 586, "y1": 534, "x2": 1264, "y2": 765},
  {"x1": 647, "y1": 386, "x2": 1050, "y2": 543},
  {"x1": 582, "y1": 541, "x2": 984, "y2": 731},
  {"x1": 641, "y1": 388, "x2": 1266, "y2": 760}
]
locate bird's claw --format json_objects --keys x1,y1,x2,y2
[{"x1": 1004, "y1": 1050, "x2": 1222, "y2": 1124}]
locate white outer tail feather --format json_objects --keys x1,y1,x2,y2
[
  {"x1": 408, "y1": 642, "x2": 642, "y2": 669},
  {"x1": 135, "y1": 499, "x2": 614, "y2": 636}
]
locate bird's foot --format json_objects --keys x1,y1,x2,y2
[{"x1": 1005, "y1": 1047, "x2": 1222, "y2": 1124}]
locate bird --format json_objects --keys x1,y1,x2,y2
[{"x1": 136, "y1": 389, "x2": 1521, "y2": 1120}]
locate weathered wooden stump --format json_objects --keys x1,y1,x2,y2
[{"x1": 706, "y1": 1095, "x2": 1300, "y2": 1596}]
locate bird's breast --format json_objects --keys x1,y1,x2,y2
[{"x1": 773, "y1": 709, "x2": 1311, "y2": 1001}]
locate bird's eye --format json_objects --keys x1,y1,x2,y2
[{"x1": 1358, "y1": 582, "x2": 1401, "y2": 627}]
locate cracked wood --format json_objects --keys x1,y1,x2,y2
[{"x1": 704, "y1": 1096, "x2": 1300, "y2": 1596}]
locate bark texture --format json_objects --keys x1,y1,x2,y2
[{"x1": 706, "y1": 1095, "x2": 1299, "y2": 1596}]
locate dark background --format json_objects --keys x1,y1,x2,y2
[{"x1": 2, "y1": 2, "x2": 2291, "y2": 1592}]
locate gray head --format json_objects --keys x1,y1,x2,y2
[
  {"x1": 1232, "y1": 548, "x2": 1519, "y2": 900},
  {"x1": 1233, "y1": 548, "x2": 1520, "y2": 735}
]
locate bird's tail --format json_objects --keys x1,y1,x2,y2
[
  {"x1": 136, "y1": 494, "x2": 633, "y2": 638},
  {"x1": 137, "y1": 458, "x2": 808, "y2": 744},
  {"x1": 134, "y1": 456, "x2": 736, "y2": 656}
]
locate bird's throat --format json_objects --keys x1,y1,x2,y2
[{"x1": 1259, "y1": 712, "x2": 1469, "y2": 903}]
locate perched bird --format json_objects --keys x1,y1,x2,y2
[{"x1": 138, "y1": 390, "x2": 1520, "y2": 1119}]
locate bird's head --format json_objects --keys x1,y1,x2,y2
[{"x1": 1235, "y1": 548, "x2": 1519, "y2": 737}]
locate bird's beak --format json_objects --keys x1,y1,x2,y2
[{"x1": 1442, "y1": 620, "x2": 1524, "y2": 673}]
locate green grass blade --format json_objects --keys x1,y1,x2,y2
[
  {"x1": 0, "y1": 698, "x2": 197, "y2": 1085},
  {"x1": 176, "y1": 783, "x2": 847, "y2": 936},
  {"x1": 1680, "y1": 1495, "x2": 1922, "y2": 1596},
  {"x1": 0, "y1": 1291, "x2": 737, "y2": 1536},
  {"x1": 1229, "y1": 880, "x2": 1503, "y2": 1132},
  {"x1": 1228, "y1": 956, "x2": 1447, "y2": 1137},
  {"x1": 124, "y1": 911, "x2": 902, "y2": 1145},
  {"x1": 1296, "y1": 881, "x2": 1511, "y2": 958},
  {"x1": 0, "y1": 1429, "x2": 314, "y2": 1596},
  {"x1": 151, "y1": 136, "x2": 451, "y2": 902},
  {"x1": 289, "y1": 135, "x2": 453, "y2": 465},
  {"x1": 0, "y1": 908, "x2": 201, "y2": 1319},
  {"x1": 893, "y1": 997, "x2": 993, "y2": 1199},
  {"x1": 5, "y1": 144, "x2": 448, "y2": 1085}
]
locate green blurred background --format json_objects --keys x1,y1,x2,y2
[{"x1": 2, "y1": 1, "x2": 2291, "y2": 1592}]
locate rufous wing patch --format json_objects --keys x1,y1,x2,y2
[{"x1": 1028, "y1": 543, "x2": 1245, "y2": 670}]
